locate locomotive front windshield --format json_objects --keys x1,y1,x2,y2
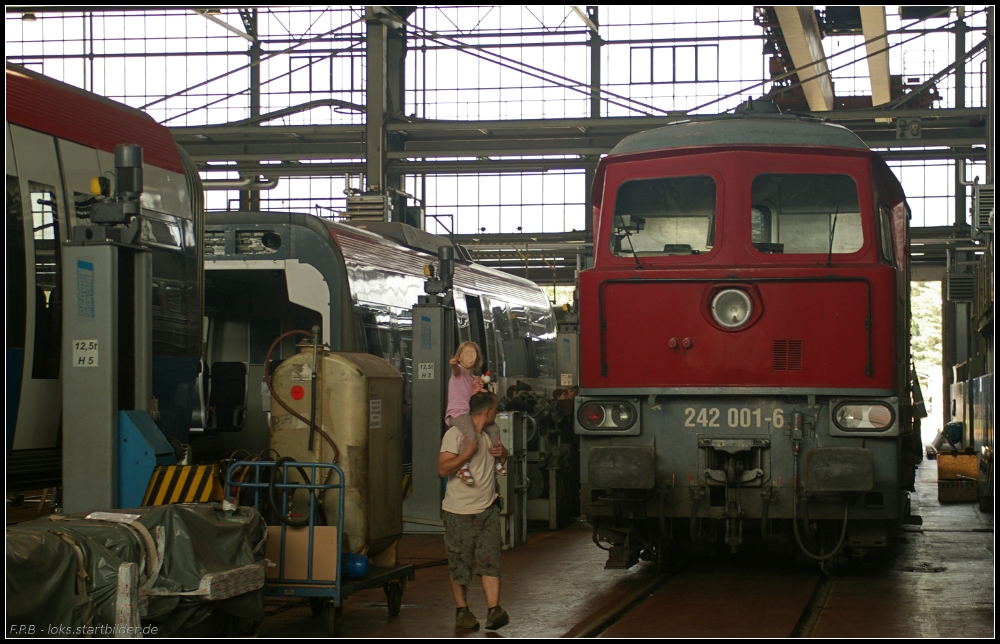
[
  {"x1": 750, "y1": 173, "x2": 862, "y2": 255},
  {"x1": 612, "y1": 175, "x2": 716, "y2": 256}
]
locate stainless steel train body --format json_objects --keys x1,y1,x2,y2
[
  {"x1": 5, "y1": 64, "x2": 203, "y2": 489},
  {"x1": 199, "y1": 211, "x2": 557, "y2": 460}
]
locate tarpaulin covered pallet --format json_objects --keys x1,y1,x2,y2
[{"x1": 6, "y1": 502, "x2": 267, "y2": 637}]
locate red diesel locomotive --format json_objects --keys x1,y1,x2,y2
[{"x1": 574, "y1": 102, "x2": 918, "y2": 570}]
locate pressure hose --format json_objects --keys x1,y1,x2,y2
[
  {"x1": 790, "y1": 412, "x2": 849, "y2": 563},
  {"x1": 264, "y1": 329, "x2": 340, "y2": 463}
]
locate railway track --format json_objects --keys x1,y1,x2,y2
[
  {"x1": 568, "y1": 526, "x2": 995, "y2": 638},
  {"x1": 568, "y1": 551, "x2": 829, "y2": 638}
]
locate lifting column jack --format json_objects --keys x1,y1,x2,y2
[{"x1": 61, "y1": 144, "x2": 175, "y2": 513}]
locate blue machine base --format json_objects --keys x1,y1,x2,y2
[{"x1": 119, "y1": 410, "x2": 177, "y2": 508}]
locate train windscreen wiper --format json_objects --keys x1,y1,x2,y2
[
  {"x1": 826, "y1": 207, "x2": 839, "y2": 267},
  {"x1": 614, "y1": 212, "x2": 643, "y2": 269}
]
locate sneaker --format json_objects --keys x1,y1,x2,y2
[
  {"x1": 494, "y1": 460, "x2": 507, "y2": 476},
  {"x1": 486, "y1": 605, "x2": 509, "y2": 630},
  {"x1": 458, "y1": 464, "x2": 475, "y2": 486},
  {"x1": 455, "y1": 607, "x2": 480, "y2": 629}
]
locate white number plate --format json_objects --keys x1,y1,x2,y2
[{"x1": 683, "y1": 406, "x2": 785, "y2": 429}]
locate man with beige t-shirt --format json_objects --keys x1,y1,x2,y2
[{"x1": 437, "y1": 390, "x2": 510, "y2": 630}]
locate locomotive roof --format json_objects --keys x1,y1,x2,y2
[{"x1": 610, "y1": 116, "x2": 870, "y2": 156}]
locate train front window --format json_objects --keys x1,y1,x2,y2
[
  {"x1": 611, "y1": 175, "x2": 716, "y2": 256},
  {"x1": 750, "y1": 174, "x2": 863, "y2": 255}
]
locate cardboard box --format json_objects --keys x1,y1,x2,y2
[{"x1": 265, "y1": 525, "x2": 339, "y2": 582}]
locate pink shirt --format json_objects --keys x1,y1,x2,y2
[{"x1": 445, "y1": 364, "x2": 477, "y2": 425}]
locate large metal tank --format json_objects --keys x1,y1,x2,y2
[{"x1": 270, "y1": 348, "x2": 403, "y2": 565}]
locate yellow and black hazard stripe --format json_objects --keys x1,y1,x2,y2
[
  {"x1": 402, "y1": 472, "x2": 412, "y2": 500},
  {"x1": 142, "y1": 465, "x2": 224, "y2": 506}
]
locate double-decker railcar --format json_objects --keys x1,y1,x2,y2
[
  {"x1": 5, "y1": 64, "x2": 203, "y2": 488},
  {"x1": 199, "y1": 212, "x2": 557, "y2": 461},
  {"x1": 575, "y1": 103, "x2": 917, "y2": 569}
]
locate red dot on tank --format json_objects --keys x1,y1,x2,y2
[{"x1": 290, "y1": 386, "x2": 305, "y2": 400}]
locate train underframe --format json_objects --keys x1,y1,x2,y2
[
  {"x1": 584, "y1": 485, "x2": 910, "y2": 573},
  {"x1": 578, "y1": 394, "x2": 917, "y2": 571}
]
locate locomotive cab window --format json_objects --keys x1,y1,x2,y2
[
  {"x1": 611, "y1": 175, "x2": 716, "y2": 256},
  {"x1": 750, "y1": 174, "x2": 863, "y2": 255},
  {"x1": 877, "y1": 203, "x2": 896, "y2": 264}
]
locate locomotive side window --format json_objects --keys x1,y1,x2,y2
[
  {"x1": 878, "y1": 203, "x2": 896, "y2": 264},
  {"x1": 611, "y1": 175, "x2": 716, "y2": 256},
  {"x1": 29, "y1": 181, "x2": 62, "y2": 379},
  {"x1": 750, "y1": 174, "x2": 863, "y2": 255}
]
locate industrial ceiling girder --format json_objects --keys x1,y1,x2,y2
[
  {"x1": 172, "y1": 107, "x2": 987, "y2": 170},
  {"x1": 171, "y1": 106, "x2": 985, "y2": 138},
  {"x1": 859, "y1": 6, "x2": 892, "y2": 114},
  {"x1": 208, "y1": 147, "x2": 983, "y2": 181},
  {"x1": 772, "y1": 6, "x2": 835, "y2": 111}
]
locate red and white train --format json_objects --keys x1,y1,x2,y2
[{"x1": 5, "y1": 64, "x2": 204, "y2": 488}]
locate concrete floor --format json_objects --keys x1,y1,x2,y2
[{"x1": 257, "y1": 457, "x2": 994, "y2": 638}]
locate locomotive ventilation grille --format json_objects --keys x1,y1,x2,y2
[{"x1": 773, "y1": 339, "x2": 803, "y2": 371}]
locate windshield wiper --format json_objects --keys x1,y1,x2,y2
[
  {"x1": 826, "y1": 207, "x2": 839, "y2": 267},
  {"x1": 615, "y1": 213, "x2": 643, "y2": 270}
]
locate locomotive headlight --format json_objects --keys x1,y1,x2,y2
[
  {"x1": 833, "y1": 402, "x2": 895, "y2": 431},
  {"x1": 579, "y1": 403, "x2": 606, "y2": 429},
  {"x1": 610, "y1": 404, "x2": 636, "y2": 428},
  {"x1": 711, "y1": 289, "x2": 752, "y2": 329},
  {"x1": 578, "y1": 401, "x2": 637, "y2": 431}
]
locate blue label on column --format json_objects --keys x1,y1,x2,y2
[
  {"x1": 420, "y1": 315, "x2": 432, "y2": 351},
  {"x1": 77, "y1": 260, "x2": 95, "y2": 319}
]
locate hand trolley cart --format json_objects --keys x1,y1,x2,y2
[{"x1": 226, "y1": 459, "x2": 415, "y2": 635}]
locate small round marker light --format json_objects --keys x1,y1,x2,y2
[{"x1": 579, "y1": 403, "x2": 606, "y2": 429}]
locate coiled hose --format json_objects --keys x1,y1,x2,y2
[
  {"x1": 268, "y1": 456, "x2": 329, "y2": 528},
  {"x1": 792, "y1": 440, "x2": 849, "y2": 562}
]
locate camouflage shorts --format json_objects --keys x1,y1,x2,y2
[{"x1": 442, "y1": 504, "x2": 502, "y2": 585}]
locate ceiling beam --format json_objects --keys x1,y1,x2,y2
[
  {"x1": 860, "y1": 6, "x2": 891, "y2": 122},
  {"x1": 193, "y1": 9, "x2": 253, "y2": 42},
  {"x1": 172, "y1": 108, "x2": 987, "y2": 171},
  {"x1": 773, "y1": 6, "x2": 835, "y2": 111}
]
